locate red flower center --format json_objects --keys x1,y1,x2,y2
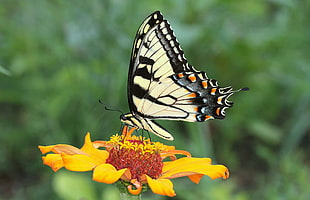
[{"x1": 106, "y1": 147, "x2": 163, "y2": 181}]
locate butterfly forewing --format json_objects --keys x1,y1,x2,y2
[{"x1": 128, "y1": 12, "x2": 194, "y2": 112}]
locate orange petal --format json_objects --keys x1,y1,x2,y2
[
  {"x1": 127, "y1": 185, "x2": 142, "y2": 195},
  {"x1": 121, "y1": 169, "x2": 132, "y2": 182},
  {"x1": 81, "y1": 133, "x2": 109, "y2": 160},
  {"x1": 92, "y1": 140, "x2": 113, "y2": 149},
  {"x1": 39, "y1": 145, "x2": 55, "y2": 154},
  {"x1": 127, "y1": 179, "x2": 142, "y2": 195},
  {"x1": 161, "y1": 157, "x2": 229, "y2": 180},
  {"x1": 39, "y1": 133, "x2": 109, "y2": 172},
  {"x1": 39, "y1": 144, "x2": 84, "y2": 155},
  {"x1": 160, "y1": 150, "x2": 191, "y2": 160},
  {"x1": 93, "y1": 164, "x2": 127, "y2": 184},
  {"x1": 83, "y1": 134, "x2": 110, "y2": 164},
  {"x1": 39, "y1": 133, "x2": 109, "y2": 160},
  {"x1": 122, "y1": 125, "x2": 138, "y2": 141},
  {"x1": 76, "y1": 133, "x2": 109, "y2": 165},
  {"x1": 187, "y1": 174, "x2": 204, "y2": 184},
  {"x1": 62, "y1": 154, "x2": 98, "y2": 171},
  {"x1": 146, "y1": 175, "x2": 176, "y2": 197},
  {"x1": 42, "y1": 154, "x2": 64, "y2": 172}
]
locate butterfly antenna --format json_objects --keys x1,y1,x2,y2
[
  {"x1": 98, "y1": 99, "x2": 124, "y2": 115},
  {"x1": 104, "y1": 106, "x2": 124, "y2": 115}
]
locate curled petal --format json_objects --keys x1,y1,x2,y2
[
  {"x1": 122, "y1": 126, "x2": 138, "y2": 140},
  {"x1": 93, "y1": 164, "x2": 127, "y2": 184},
  {"x1": 92, "y1": 140, "x2": 113, "y2": 149},
  {"x1": 42, "y1": 154, "x2": 64, "y2": 172},
  {"x1": 160, "y1": 150, "x2": 191, "y2": 160},
  {"x1": 39, "y1": 145, "x2": 55, "y2": 154},
  {"x1": 146, "y1": 175, "x2": 176, "y2": 197},
  {"x1": 127, "y1": 185, "x2": 142, "y2": 195},
  {"x1": 127, "y1": 179, "x2": 142, "y2": 195},
  {"x1": 187, "y1": 174, "x2": 204, "y2": 184},
  {"x1": 161, "y1": 157, "x2": 229, "y2": 180},
  {"x1": 38, "y1": 144, "x2": 84, "y2": 155},
  {"x1": 80, "y1": 133, "x2": 109, "y2": 160}
]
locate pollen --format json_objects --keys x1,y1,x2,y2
[
  {"x1": 106, "y1": 146, "x2": 163, "y2": 181},
  {"x1": 105, "y1": 133, "x2": 170, "y2": 181}
]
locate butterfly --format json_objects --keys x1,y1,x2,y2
[{"x1": 120, "y1": 11, "x2": 248, "y2": 140}]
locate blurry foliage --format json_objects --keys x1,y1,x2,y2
[{"x1": 0, "y1": 0, "x2": 309, "y2": 199}]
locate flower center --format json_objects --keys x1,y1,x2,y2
[{"x1": 106, "y1": 147, "x2": 163, "y2": 181}]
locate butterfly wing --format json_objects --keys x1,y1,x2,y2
[
  {"x1": 122, "y1": 11, "x2": 247, "y2": 140},
  {"x1": 142, "y1": 71, "x2": 238, "y2": 121},
  {"x1": 127, "y1": 11, "x2": 195, "y2": 114}
]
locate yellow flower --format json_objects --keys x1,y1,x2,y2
[{"x1": 39, "y1": 126, "x2": 229, "y2": 197}]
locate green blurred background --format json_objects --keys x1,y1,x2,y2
[{"x1": 1, "y1": 0, "x2": 309, "y2": 199}]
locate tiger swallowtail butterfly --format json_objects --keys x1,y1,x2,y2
[{"x1": 120, "y1": 11, "x2": 248, "y2": 140}]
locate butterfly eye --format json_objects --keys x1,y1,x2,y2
[{"x1": 120, "y1": 114, "x2": 128, "y2": 121}]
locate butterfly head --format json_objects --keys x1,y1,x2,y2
[
  {"x1": 120, "y1": 113, "x2": 174, "y2": 141},
  {"x1": 120, "y1": 113, "x2": 139, "y2": 128}
]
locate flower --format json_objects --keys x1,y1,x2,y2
[{"x1": 39, "y1": 126, "x2": 229, "y2": 197}]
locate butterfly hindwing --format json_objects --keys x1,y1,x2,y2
[{"x1": 139, "y1": 71, "x2": 236, "y2": 122}]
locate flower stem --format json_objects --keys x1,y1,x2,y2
[{"x1": 120, "y1": 192, "x2": 141, "y2": 200}]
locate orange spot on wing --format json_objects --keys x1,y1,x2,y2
[
  {"x1": 177, "y1": 73, "x2": 184, "y2": 78},
  {"x1": 205, "y1": 115, "x2": 212, "y2": 120},
  {"x1": 187, "y1": 93, "x2": 196, "y2": 98},
  {"x1": 194, "y1": 107, "x2": 199, "y2": 111},
  {"x1": 201, "y1": 81, "x2": 208, "y2": 88},
  {"x1": 188, "y1": 75, "x2": 196, "y2": 82},
  {"x1": 211, "y1": 88, "x2": 217, "y2": 95},
  {"x1": 216, "y1": 108, "x2": 221, "y2": 115},
  {"x1": 217, "y1": 97, "x2": 223, "y2": 104}
]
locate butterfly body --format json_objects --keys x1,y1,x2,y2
[{"x1": 120, "y1": 11, "x2": 247, "y2": 140}]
